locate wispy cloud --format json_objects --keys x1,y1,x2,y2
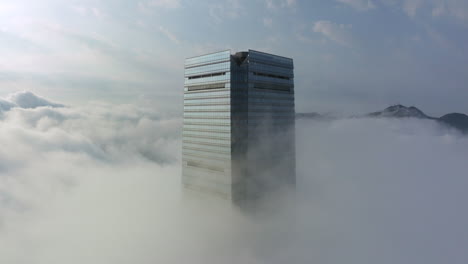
[
  {"x1": 385, "y1": 0, "x2": 468, "y2": 22},
  {"x1": 336, "y1": 0, "x2": 375, "y2": 11},
  {"x1": 263, "y1": 17, "x2": 273, "y2": 27},
  {"x1": 72, "y1": 6, "x2": 106, "y2": 18},
  {"x1": 430, "y1": 0, "x2": 468, "y2": 22},
  {"x1": 209, "y1": 0, "x2": 243, "y2": 24},
  {"x1": 158, "y1": 26, "x2": 180, "y2": 44},
  {"x1": 265, "y1": 0, "x2": 297, "y2": 9},
  {"x1": 313, "y1": 20, "x2": 353, "y2": 47},
  {"x1": 402, "y1": 0, "x2": 423, "y2": 17},
  {"x1": 137, "y1": 0, "x2": 181, "y2": 14}
]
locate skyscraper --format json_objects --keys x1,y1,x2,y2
[{"x1": 182, "y1": 50, "x2": 295, "y2": 205}]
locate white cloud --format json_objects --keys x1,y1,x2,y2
[
  {"x1": 337, "y1": 0, "x2": 375, "y2": 11},
  {"x1": 265, "y1": 0, "x2": 297, "y2": 9},
  {"x1": 1, "y1": 91, "x2": 468, "y2": 263},
  {"x1": 158, "y1": 26, "x2": 180, "y2": 44},
  {"x1": 313, "y1": 20, "x2": 353, "y2": 46},
  {"x1": 385, "y1": 0, "x2": 468, "y2": 22},
  {"x1": 337, "y1": 0, "x2": 468, "y2": 22},
  {"x1": 209, "y1": 0, "x2": 243, "y2": 24}
]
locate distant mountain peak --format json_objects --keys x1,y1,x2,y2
[
  {"x1": 439, "y1": 113, "x2": 468, "y2": 134},
  {"x1": 368, "y1": 104, "x2": 430, "y2": 119},
  {"x1": 297, "y1": 105, "x2": 468, "y2": 134}
]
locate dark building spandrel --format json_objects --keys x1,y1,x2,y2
[{"x1": 182, "y1": 50, "x2": 295, "y2": 206}]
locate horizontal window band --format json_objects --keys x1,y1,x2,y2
[
  {"x1": 253, "y1": 71, "x2": 290, "y2": 80},
  {"x1": 183, "y1": 140, "x2": 230, "y2": 148},
  {"x1": 186, "y1": 161, "x2": 227, "y2": 173},
  {"x1": 247, "y1": 108, "x2": 295, "y2": 112},
  {"x1": 231, "y1": 117, "x2": 293, "y2": 120},
  {"x1": 246, "y1": 121, "x2": 295, "y2": 125},
  {"x1": 184, "y1": 108, "x2": 230, "y2": 112},
  {"x1": 183, "y1": 116, "x2": 230, "y2": 120},
  {"x1": 248, "y1": 102, "x2": 295, "y2": 107},
  {"x1": 239, "y1": 110, "x2": 295, "y2": 113},
  {"x1": 183, "y1": 133, "x2": 230, "y2": 140},
  {"x1": 185, "y1": 70, "x2": 230, "y2": 78},
  {"x1": 247, "y1": 97, "x2": 294, "y2": 101},
  {"x1": 188, "y1": 72, "x2": 226, "y2": 80},
  {"x1": 182, "y1": 148, "x2": 231, "y2": 156},
  {"x1": 245, "y1": 115, "x2": 294, "y2": 118},
  {"x1": 184, "y1": 59, "x2": 231, "y2": 69},
  {"x1": 249, "y1": 59, "x2": 294, "y2": 69},
  {"x1": 183, "y1": 143, "x2": 230, "y2": 152},
  {"x1": 183, "y1": 156, "x2": 231, "y2": 165},
  {"x1": 183, "y1": 128, "x2": 231, "y2": 133},
  {"x1": 184, "y1": 95, "x2": 230, "y2": 100},
  {"x1": 187, "y1": 82, "x2": 226, "y2": 91},
  {"x1": 250, "y1": 50, "x2": 293, "y2": 61},
  {"x1": 253, "y1": 89, "x2": 293, "y2": 94},
  {"x1": 182, "y1": 146, "x2": 230, "y2": 155},
  {"x1": 249, "y1": 89, "x2": 295, "y2": 95},
  {"x1": 184, "y1": 64, "x2": 230, "y2": 77},
  {"x1": 184, "y1": 102, "x2": 231, "y2": 106},
  {"x1": 246, "y1": 117, "x2": 294, "y2": 120},
  {"x1": 185, "y1": 88, "x2": 230, "y2": 94},
  {"x1": 182, "y1": 153, "x2": 230, "y2": 162},
  {"x1": 185, "y1": 65, "x2": 229, "y2": 73},
  {"x1": 184, "y1": 105, "x2": 294, "y2": 113},
  {"x1": 183, "y1": 124, "x2": 230, "y2": 128},
  {"x1": 250, "y1": 68, "x2": 294, "y2": 76},
  {"x1": 184, "y1": 110, "x2": 230, "y2": 113},
  {"x1": 183, "y1": 122, "x2": 230, "y2": 126},
  {"x1": 183, "y1": 116, "x2": 231, "y2": 119},
  {"x1": 253, "y1": 82, "x2": 292, "y2": 91}
]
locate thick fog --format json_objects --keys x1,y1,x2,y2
[{"x1": 1, "y1": 92, "x2": 467, "y2": 264}]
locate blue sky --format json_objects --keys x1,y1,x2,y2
[{"x1": 1, "y1": 0, "x2": 467, "y2": 115}]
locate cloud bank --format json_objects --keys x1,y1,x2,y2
[{"x1": 0, "y1": 92, "x2": 467, "y2": 263}]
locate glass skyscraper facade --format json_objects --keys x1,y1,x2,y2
[{"x1": 183, "y1": 50, "x2": 295, "y2": 205}]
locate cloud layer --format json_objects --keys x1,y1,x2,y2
[{"x1": 1, "y1": 92, "x2": 467, "y2": 263}]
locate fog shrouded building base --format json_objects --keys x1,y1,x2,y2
[{"x1": 182, "y1": 50, "x2": 295, "y2": 206}]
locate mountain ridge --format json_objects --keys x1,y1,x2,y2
[{"x1": 297, "y1": 104, "x2": 468, "y2": 134}]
